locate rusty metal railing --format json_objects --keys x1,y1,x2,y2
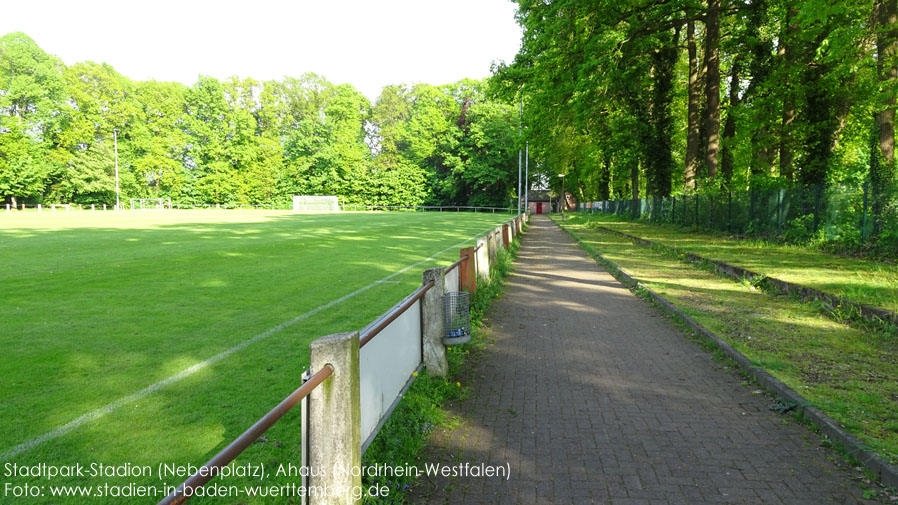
[
  {"x1": 157, "y1": 365, "x2": 334, "y2": 505},
  {"x1": 474, "y1": 243, "x2": 483, "y2": 252},
  {"x1": 444, "y1": 255, "x2": 468, "y2": 274},
  {"x1": 359, "y1": 280, "x2": 434, "y2": 348}
]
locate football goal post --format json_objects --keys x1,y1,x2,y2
[
  {"x1": 130, "y1": 198, "x2": 172, "y2": 210},
  {"x1": 292, "y1": 195, "x2": 340, "y2": 213}
]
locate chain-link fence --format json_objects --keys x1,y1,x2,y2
[{"x1": 582, "y1": 183, "x2": 898, "y2": 253}]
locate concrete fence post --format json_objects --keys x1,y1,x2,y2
[
  {"x1": 502, "y1": 224, "x2": 510, "y2": 250},
  {"x1": 421, "y1": 267, "x2": 448, "y2": 377},
  {"x1": 5, "y1": 204, "x2": 9, "y2": 211},
  {"x1": 459, "y1": 246, "x2": 475, "y2": 292},
  {"x1": 91, "y1": 204, "x2": 95, "y2": 211},
  {"x1": 37, "y1": 204, "x2": 42, "y2": 212},
  {"x1": 309, "y1": 331, "x2": 362, "y2": 505},
  {"x1": 487, "y1": 232, "x2": 498, "y2": 268},
  {"x1": 475, "y1": 237, "x2": 489, "y2": 280}
]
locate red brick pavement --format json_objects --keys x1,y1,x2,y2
[{"x1": 410, "y1": 215, "x2": 875, "y2": 505}]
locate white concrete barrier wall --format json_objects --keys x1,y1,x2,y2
[
  {"x1": 359, "y1": 299, "x2": 423, "y2": 451},
  {"x1": 444, "y1": 267, "x2": 460, "y2": 294}
]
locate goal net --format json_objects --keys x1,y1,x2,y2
[
  {"x1": 130, "y1": 198, "x2": 172, "y2": 210},
  {"x1": 292, "y1": 195, "x2": 340, "y2": 213}
]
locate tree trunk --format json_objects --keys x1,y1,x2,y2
[
  {"x1": 10, "y1": 195, "x2": 17, "y2": 209},
  {"x1": 685, "y1": 20, "x2": 701, "y2": 191},
  {"x1": 746, "y1": 0, "x2": 776, "y2": 177},
  {"x1": 802, "y1": 62, "x2": 834, "y2": 186},
  {"x1": 877, "y1": 0, "x2": 897, "y2": 165},
  {"x1": 647, "y1": 28, "x2": 678, "y2": 198},
  {"x1": 599, "y1": 157, "x2": 610, "y2": 200},
  {"x1": 721, "y1": 61, "x2": 740, "y2": 188},
  {"x1": 704, "y1": 0, "x2": 721, "y2": 182},
  {"x1": 779, "y1": 5, "x2": 798, "y2": 182},
  {"x1": 874, "y1": 0, "x2": 898, "y2": 234}
]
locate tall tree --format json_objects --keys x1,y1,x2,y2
[
  {"x1": 646, "y1": 28, "x2": 679, "y2": 197},
  {"x1": 720, "y1": 59, "x2": 740, "y2": 187},
  {"x1": 778, "y1": 4, "x2": 799, "y2": 182},
  {"x1": 0, "y1": 32, "x2": 66, "y2": 206},
  {"x1": 704, "y1": 0, "x2": 722, "y2": 182},
  {"x1": 873, "y1": 0, "x2": 898, "y2": 233},
  {"x1": 685, "y1": 20, "x2": 702, "y2": 191}
]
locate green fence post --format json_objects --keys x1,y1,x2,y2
[
  {"x1": 694, "y1": 194, "x2": 699, "y2": 227},
  {"x1": 862, "y1": 180, "x2": 869, "y2": 243},
  {"x1": 813, "y1": 185, "x2": 822, "y2": 234},
  {"x1": 775, "y1": 188, "x2": 781, "y2": 232},
  {"x1": 748, "y1": 189, "x2": 755, "y2": 229},
  {"x1": 727, "y1": 191, "x2": 732, "y2": 233}
]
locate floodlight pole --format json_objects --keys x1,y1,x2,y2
[
  {"x1": 559, "y1": 173, "x2": 566, "y2": 221},
  {"x1": 114, "y1": 128, "x2": 120, "y2": 211},
  {"x1": 517, "y1": 96, "x2": 522, "y2": 216},
  {"x1": 524, "y1": 142, "x2": 529, "y2": 214}
]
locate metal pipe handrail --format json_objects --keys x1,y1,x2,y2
[
  {"x1": 359, "y1": 280, "x2": 434, "y2": 348},
  {"x1": 474, "y1": 243, "x2": 483, "y2": 252},
  {"x1": 444, "y1": 255, "x2": 468, "y2": 274},
  {"x1": 157, "y1": 365, "x2": 334, "y2": 505}
]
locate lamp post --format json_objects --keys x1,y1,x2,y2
[
  {"x1": 559, "y1": 173, "x2": 566, "y2": 221},
  {"x1": 517, "y1": 96, "x2": 522, "y2": 215},
  {"x1": 524, "y1": 141, "x2": 529, "y2": 214},
  {"x1": 114, "y1": 128, "x2": 120, "y2": 211}
]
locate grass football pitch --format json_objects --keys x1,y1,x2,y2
[{"x1": 0, "y1": 210, "x2": 511, "y2": 503}]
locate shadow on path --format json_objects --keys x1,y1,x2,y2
[{"x1": 409, "y1": 215, "x2": 874, "y2": 505}]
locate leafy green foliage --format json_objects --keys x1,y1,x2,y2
[
  {"x1": 0, "y1": 32, "x2": 66, "y2": 205},
  {"x1": 0, "y1": 34, "x2": 521, "y2": 208},
  {"x1": 493, "y1": 0, "x2": 898, "y2": 232}
]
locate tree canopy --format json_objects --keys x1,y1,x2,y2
[
  {"x1": 491, "y1": 0, "x2": 898, "y2": 208},
  {"x1": 0, "y1": 33, "x2": 523, "y2": 208}
]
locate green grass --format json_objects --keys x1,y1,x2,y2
[
  {"x1": 564, "y1": 212, "x2": 898, "y2": 313},
  {"x1": 554, "y1": 216, "x2": 898, "y2": 465},
  {"x1": 0, "y1": 210, "x2": 511, "y2": 504}
]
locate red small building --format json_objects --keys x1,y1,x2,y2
[{"x1": 524, "y1": 190, "x2": 552, "y2": 214}]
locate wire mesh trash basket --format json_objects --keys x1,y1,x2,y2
[{"x1": 443, "y1": 291, "x2": 471, "y2": 345}]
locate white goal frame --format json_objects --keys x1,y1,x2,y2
[
  {"x1": 292, "y1": 195, "x2": 340, "y2": 213},
  {"x1": 130, "y1": 198, "x2": 172, "y2": 210}
]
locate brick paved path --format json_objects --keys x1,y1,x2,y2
[{"x1": 410, "y1": 215, "x2": 874, "y2": 505}]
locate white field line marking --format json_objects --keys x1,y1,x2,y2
[{"x1": 1, "y1": 229, "x2": 492, "y2": 461}]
